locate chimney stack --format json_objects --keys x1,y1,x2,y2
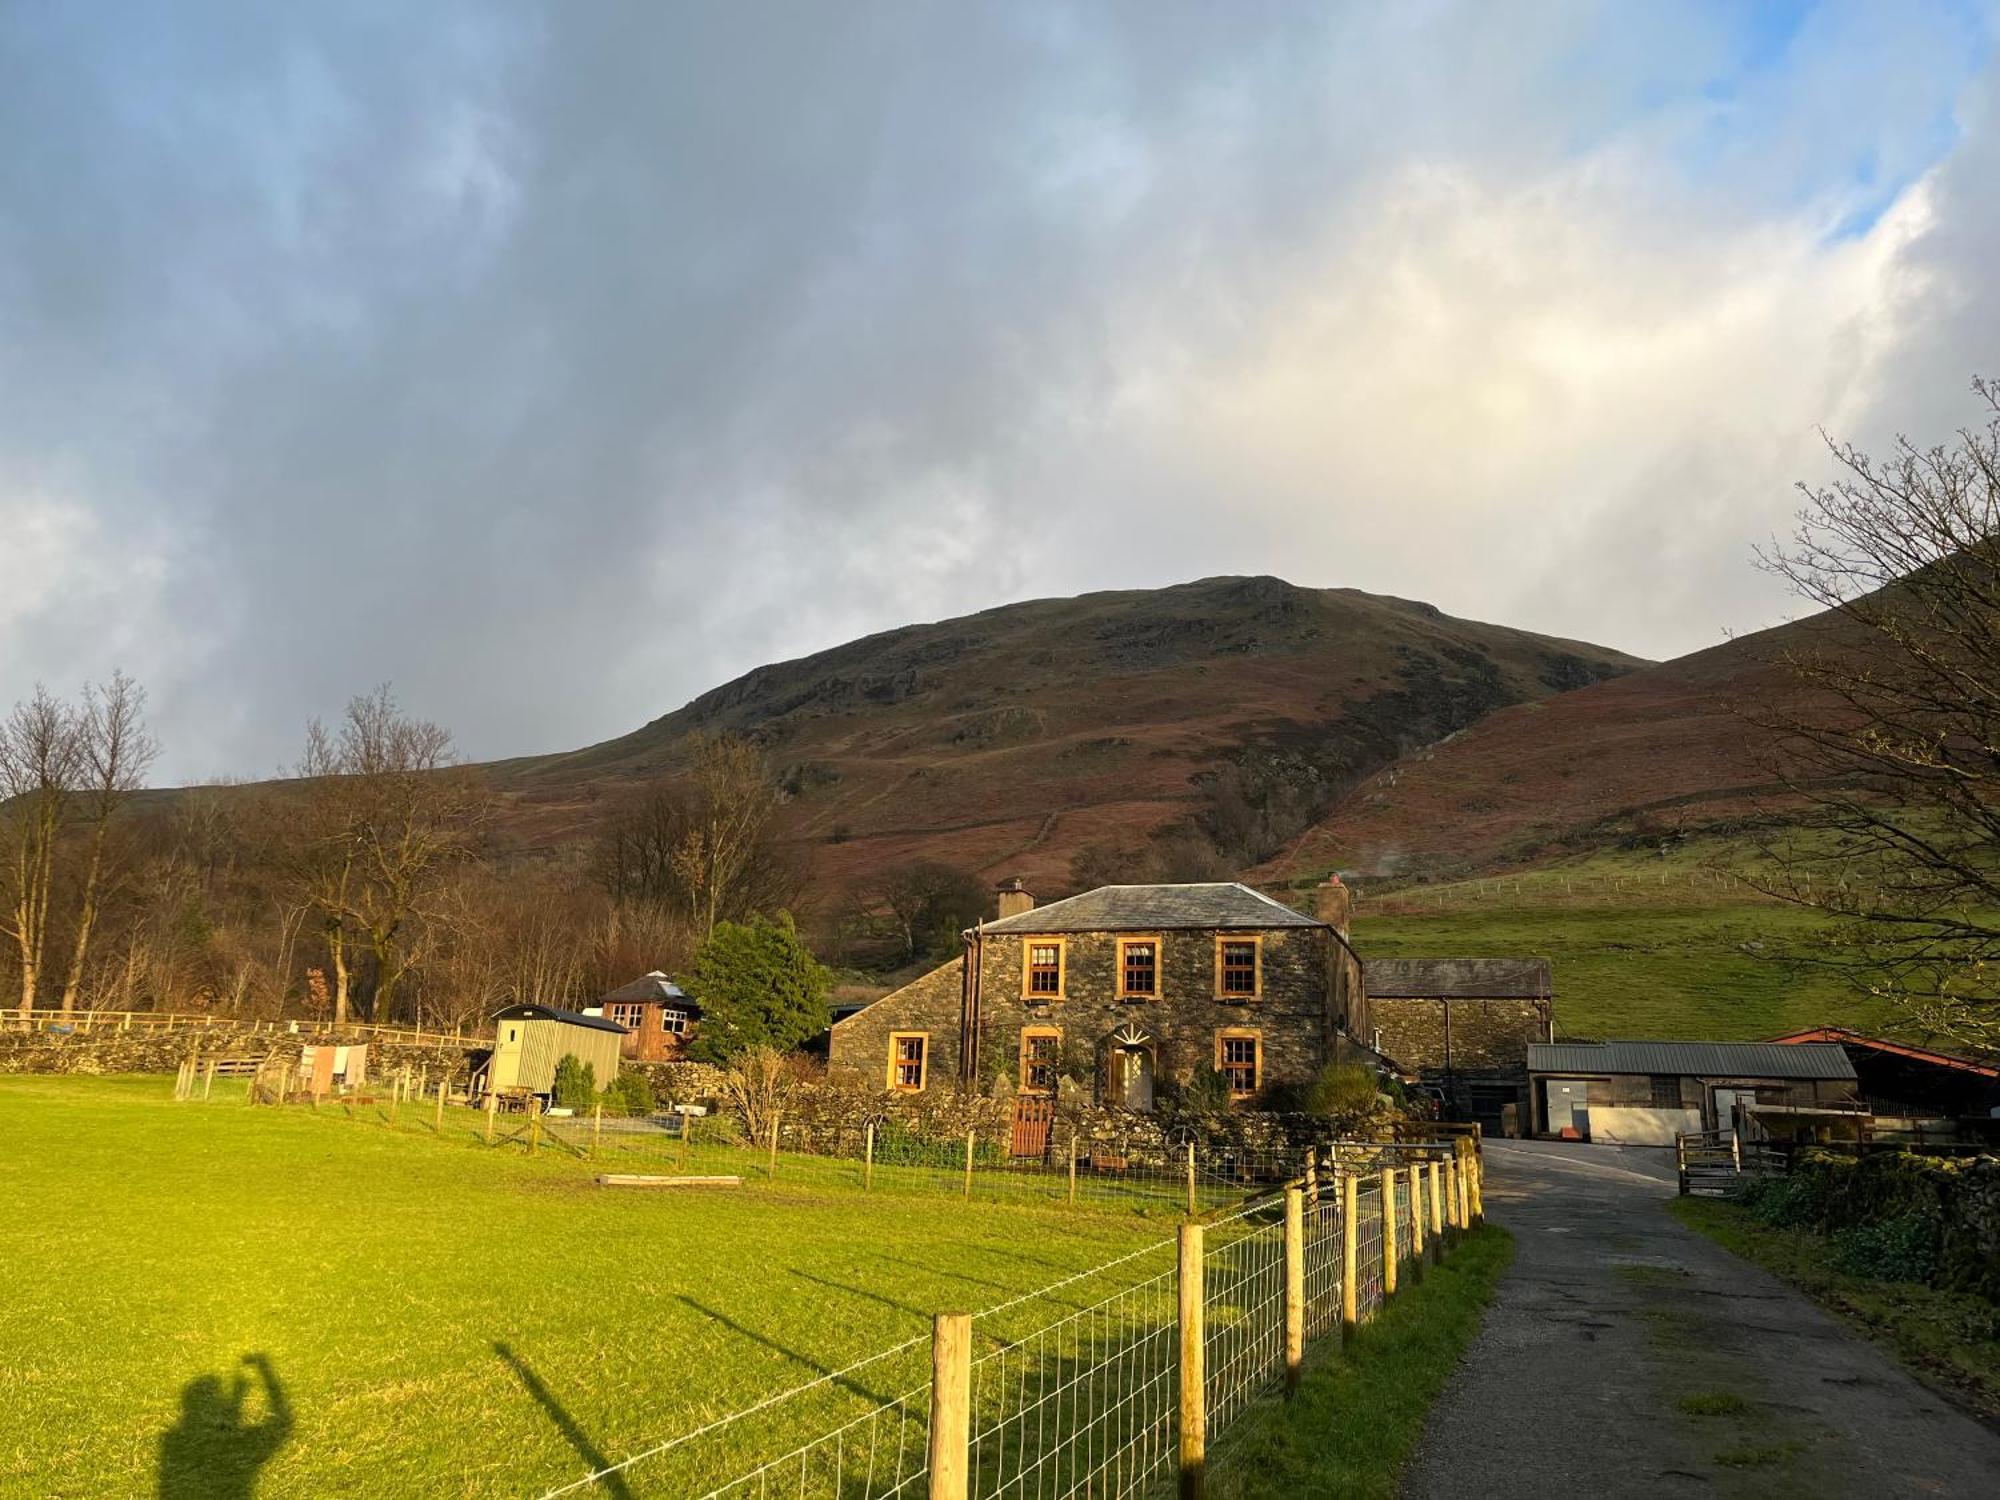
[
  {"x1": 995, "y1": 877, "x2": 1035, "y2": 920},
  {"x1": 1315, "y1": 875, "x2": 1352, "y2": 934}
]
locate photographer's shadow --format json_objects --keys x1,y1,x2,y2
[{"x1": 159, "y1": 1354, "x2": 293, "y2": 1499}]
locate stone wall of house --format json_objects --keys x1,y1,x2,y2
[
  {"x1": 829, "y1": 928, "x2": 1335, "y2": 1106},
  {"x1": 826, "y1": 957, "x2": 965, "y2": 1089},
  {"x1": 1371, "y1": 997, "x2": 1550, "y2": 1076},
  {"x1": 977, "y1": 925, "x2": 1331, "y2": 1103}
]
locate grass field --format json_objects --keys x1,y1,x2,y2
[{"x1": 0, "y1": 1077, "x2": 1173, "y2": 1498}]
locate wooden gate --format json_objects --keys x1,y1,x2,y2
[{"x1": 1011, "y1": 1096, "x2": 1054, "y2": 1159}]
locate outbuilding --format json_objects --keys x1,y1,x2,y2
[
  {"x1": 484, "y1": 1004, "x2": 627, "y2": 1099},
  {"x1": 597, "y1": 971, "x2": 702, "y2": 1063},
  {"x1": 1770, "y1": 1026, "x2": 2000, "y2": 1137},
  {"x1": 1527, "y1": 1040, "x2": 1859, "y2": 1145}
]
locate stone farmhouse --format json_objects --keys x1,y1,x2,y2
[{"x1": 829, "y1": 877, "x2": 1368, "y2": 1111}]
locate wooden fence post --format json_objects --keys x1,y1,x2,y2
[
  {"x1": 1407, "y1": 1162, "x2": 1425, "y2": 1282},
  {"x1": 1186, "y1": 1141, "x2": 1197, "y2": 1218},
  {"x1": 528, "y1": 1096, "x2": 541, "y2": 1156},
  {"x1": 1340, "y1": 1174, "x2": 1359, "y2": 1341},
  {"x1": 927, "y1": 1312, "x2": 972, "y2": 1500},
  {"x1": 1427, "y1": 1161, "x2": 1444, "y2": 1262},
  {"x1": 962, "y1": 1129, "x2": 975, "y2": 1200},
  {"x1": 1381, "y1": 1167, "x2": 1398, "y2": 1298},
  {"x1": 1283, "y1": 1187, "x2": 1304, "y2": 1396},
  {"x1": 768, "y1": 1111, "x2": 782, "y2": 1178},
  {"x1": 1177, "y1": 1222, "x2": 1206, "y2": 1499},
  {"x1": 202, "y1": 1059, "x2": 217, "y2": 1102},
  {"x1": 592, "y1": 1102, "x2": 603, "y2": 1159},
  {"x1": 1068, "y1": 1134, "x2": 1079, "y2": 1206},
  {"x1": 1304, "y1": 1147, "x2": 1319, "y2": 1213},
  {"x1": 1468, "y1": 1147, "x2": 1484, "y2": 1224},
  {"x1": 864, "y1": 1121, "x2": 875, "y2": 1191},
  {"x1": 679, "y1": 1112, "x2": 691, "y2": 1173},
  {"x1": 435, "y1": 1079, "x2": 446, "y2": 1134},
  {"x1": 484, "y1": 1087, "x2": 497, "y2": 1145}
]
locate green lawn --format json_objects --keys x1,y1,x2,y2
[
  {"x1": 0, "y1": 1077, "x2": 1168, "y2": 1498},
  {"x1": 1356, "y1": 902, "x2": 1893, "y2": 1041}
]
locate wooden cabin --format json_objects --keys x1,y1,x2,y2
[{"x1": 485, "y1": 1004, "x2": 627, "y2": 1098}]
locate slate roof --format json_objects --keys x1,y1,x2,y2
[
  {"x1": 598, "y1": 970, "x2": 699, "y2": 1014},
  {"x1": 1364, "y1": 957, "x2": 1552, "y2": 999},
  {"x1": 1528, "y1": 1041, "x2": 1856, "y2": 1081},
  {"x1": 491, "y1": 1002, "x2": 629, "y2": 1035},
  {"x1": 978, "y1": 882, "x2": 1323, "y2": 935}
]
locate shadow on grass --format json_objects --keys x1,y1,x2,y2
[
  {"x1": 675, "y1": 1296, "x2": 900, "y2": 1406},
  {"x1": 158, "y1": 1353, "x2": 292, "y2": 1500},
  {"x1": 494, "y1": 1341, "x2": 634, "y2": 1500}
]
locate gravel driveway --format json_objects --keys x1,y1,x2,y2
[{"x1": 1402, "y1": 1139, "x2": 2000, "y2": 1498}]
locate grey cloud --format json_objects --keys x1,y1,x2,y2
[{"x1": 1, "y1": 2, "x2": 1995, "y2": 780}]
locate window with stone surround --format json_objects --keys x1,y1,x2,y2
[
  {"x1": 1020, "y1": 1027, "x2": 1061, "y2": 1093},
  {"x1": 1215, "y1": 936, "x2": 1261, "y2": 999},
  {"x1": 888, "y1": 1032, "x2": 929, "y2": 1092},
  {"x1": 1216, "y1": 1030, "x2": 1261, "y2": 1096},
  {"x1": 1024, "y1": 939, "x2": 1066, "y2": 999},
  {"x1": 1119, "y1": 937, "x2": 1159, "y2": 999}
]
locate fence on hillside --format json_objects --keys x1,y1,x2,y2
[
  {"x1": 1350, "y1": 864, "x2": 1758, "y2": 917},
  {"x1": 539, "y1": 1147, "x2": 1484, "y2": 1499}
]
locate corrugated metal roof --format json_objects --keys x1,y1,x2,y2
[
  {"x1": 979, "y1": 882, "x2": 1324, "y2": 935},
  {"x1": 1365, "y1": 957, "x2": 1552, "y2": 999},
  {"x1": 1528, "y1": 1040, "x2": 1856, "y2": 1081},
  {"x1": 492, "y1": 1003, "x2": 629, "y2": 1035}
]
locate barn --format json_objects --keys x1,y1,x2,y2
[{"x1": 484, "y1": 1004, "x2": 627, "y2": 1099}]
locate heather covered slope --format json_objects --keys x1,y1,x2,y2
[
  {"x1": 484, "y1": 575, "x2": 1644, "y2": 891},
  {"x1": 1260, "y1": 607, "x2": 1868, "y2": 886}
]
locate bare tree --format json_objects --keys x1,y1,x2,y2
[
  {"x1": 1752, "y1": 377, "x2": 2000, "y2": 1045},
  {"x1": 873, "y1": 860, "x2": 987, "y2": 962},
  {"x1": 57, "y1": 672, "x2": 157, "y2": 1015},
  {"x1": 282, "y1": 687, "x2": 492, "y2": 1026},
  {"x1": 595, "y1": 733, "x2": 798, "y2": 937},
  {"x1": 0, "y1": 687, "x2": 83, "y2": 1016}
]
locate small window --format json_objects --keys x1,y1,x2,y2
[
  {"x1": 661, "y1": 1009, "x2": 689, "y2": 1036},
  {"x1": 1119, "y1": 938, "x2": 1158, "y2": 999},
  {"x1": 609, "y1": 1003, "x2": 642, "y2": 1029},
  {"x1": 1020, "y1": 1029, "x2": 1060, "y2": 1093},
  {"x1": 504, "y1": 1026, "x2": 518, "y2": 1043},
  {"x1": 1649, "y1": 1075, "x2": 1681, "y2": 1109},
  {"x1": 889, "y1": 1033, "x2": 928, "y2": 1092},
  {"x1": 1216, "y1": 1032, "x2": 1261, "y2": 1097},
  {"x1": 1216, "y1": 938, "x2": 1260, "y2": 998},
  {"x1": 1025, "y1": 940, "x2": 1065, "y2": 998}
]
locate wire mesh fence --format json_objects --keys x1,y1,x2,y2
[{"x1": 550, "y1": 1145, "x2": 1483, "y2": 1500}]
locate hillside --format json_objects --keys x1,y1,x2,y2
[
  {"x1": 1258, "y1": 607, "x2": 1867, "y2": 887},
  {"x1": 482, "y1": 575, "x2": 1645, "y2": 896}
]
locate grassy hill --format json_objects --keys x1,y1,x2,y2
[
  {"x1": 1347, "y1": 841, "x2": 1901, "y2": 1044},
  {"x1": 483, "y1": 575, "x2": 1644, "y2": 894}
]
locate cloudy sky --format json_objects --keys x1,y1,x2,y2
[{"x1": 2, "y1": 2, "x2": 1996, "y2": 782}]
